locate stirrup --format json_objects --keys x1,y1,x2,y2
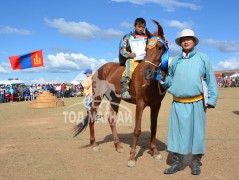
[{"x1": 121, "y1": 91, "x2": 131, "y2": 99}]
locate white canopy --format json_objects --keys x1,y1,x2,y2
[
  {"x1": 230, "y1": 73, "x2": 239, "y2": 78},
  {"x1": 70, "y1": 80, "x2": 82, "y2": 85}
]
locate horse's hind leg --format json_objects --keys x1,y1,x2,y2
[
  {"x1": 89, "y1": 95, "x2": 102, "y2": 151},
  {"x1": 107, "y1": 92, "x2": 124, "y2": 153},
  {"x1": 150, "y1": 104, "x2": 162, "y2": 160}
]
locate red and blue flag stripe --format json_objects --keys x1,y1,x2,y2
[{"x1": 9, "y1": 49, "x2": 44, "y2": 70}]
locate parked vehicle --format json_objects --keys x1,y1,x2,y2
[{"x1": 0, "y1": 80, "x2": 25, "y2": 88}]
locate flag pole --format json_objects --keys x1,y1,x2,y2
[
  {"x1": 43, "y1": 66, "x2": 46, "y2": 85},
  {"x1": 41, "y1": 49, "x2": 46, "y2": 85}
]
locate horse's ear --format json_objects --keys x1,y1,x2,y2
[
  {"x1": 152, "y1": 19, "x2": 165, "y2": 41},
  {"x1": 145, "y1": 28, "x2": 153, "y2": 38}
]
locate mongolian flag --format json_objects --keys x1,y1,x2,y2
[{"x1": 9, "y1": 49, "x2": 44, "y2": 70}]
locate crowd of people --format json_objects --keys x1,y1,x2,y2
[
  {"x1": 216, "y1": 75, "x2": 239, "y2": 88},
  {"x1": 0, "y1": 83, "x2": 84, "y2": 103}
]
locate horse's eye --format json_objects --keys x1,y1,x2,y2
[{"x1": 157, "y1": 46, "x2": 163, "y2": 51}]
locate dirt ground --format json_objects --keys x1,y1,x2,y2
[{"x1": 0, "y1": 88, "x2": 238, "y2": 179}]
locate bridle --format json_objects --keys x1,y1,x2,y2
[
  {"x1": 143, "y1": 36, "x2": 169, "y2": 70},
  {"x1": 144, "y1": 60, "x2": 161, "y2": 68},
  {"x1": 143, "y1": 36, "x2": 169, "y2": 95}
]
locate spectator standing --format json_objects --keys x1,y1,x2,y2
[
  {"x1": 81, "y1": 69, "x2": 93, "y2": 113},
  {"x1": 56, "y1": 84, "x2": 61, "y2": 98},
  {"x1": 24, "y1": 86, "x2": 31, "y2": 101},
  {"x1": 61, "y1": 83, "x2": 66, "y2": 98},
  {"x1": 9, "y1": 86, "x2": 14, "y2": 103},
  {"x1": 0, "y1": 86, "x2": 5, "y2": 103},
  {"x1": 29, "y1": 85, "x2": 35, "y2": 101}
]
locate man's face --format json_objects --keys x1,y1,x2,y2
[
  {"x1": 180, "y1": 36, "x2": 195, "y2": 52},
  {"x1": 86, "y1": 72, "x2": 91, "y2": 77},
  {"x1": 135, "y1": 23, "x2": 146, "y2": 35}
]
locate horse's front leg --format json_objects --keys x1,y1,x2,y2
[
  {"x1": 108, "y1": 98, "x2": 124, "y2": 153},
  {"x1": 150, "y1": 104, "x2": 163, "y2": 160},
  {"x1": 128, "y1": 101, "x2": 145, "y2": 167}
]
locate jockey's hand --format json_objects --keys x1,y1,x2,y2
[{"x1": 128, "y1": 53, "x2": 136, "y2": 58}]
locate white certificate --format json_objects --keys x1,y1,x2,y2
[
  {"x1": 201, "y1": 77, "x2": 208, "y2": 107},
  {"x1": 129, "y1": 38, "x2": 146, "y2": 61}
]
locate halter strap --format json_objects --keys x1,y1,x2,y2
[
  {"x1": 144, "y1": 60, "x2": 161, "y2": 68},
  {"x1": 145, "y1": 36, "x2": 169, "y2": 70}
]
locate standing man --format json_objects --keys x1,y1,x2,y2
[
  {"x1": 9, "y1": 86, "x2": 14, "y2": 103},
  {"x1": 0, "y1": 86, "x2": 5, "y2": 103},
  {"x1": 60, "y1": 83, "x2": 66, "y2": 98},
  {"x1": 119, "y1": 17, "x2": 147, "y2": 99},
  {"x1": 81, "y1": 69, "x2": 93, "y2": 113},
  {"x1": 162, "y1": 29, "x2": 218, "y2": 175}
]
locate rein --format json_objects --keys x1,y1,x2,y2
[
  {"x1": 144, "y1": 60, "x2": 161, "y2": 68},
  {"x1": 143, "y1": 60, "x2": 167, "y2": 95}
]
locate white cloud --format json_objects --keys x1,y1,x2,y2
[
  {"x1": 202, "y1": 39, "x2": 239, "y2": 53},
  {"x1": 101, "y1": 29, "x2": 124, "y2": 40},
  {"x1": 44, "y1": 18, "x2": 123, "y2": 40},
  {"x1": 46, "y1": 52, "x2": 108, "y2": 73},
  {"x1": 111, "y1": 0, "x2": 202, "y2": 12},
  {"x1": 120, "y1": 21, "x2": 133, "y2": 28},
  {"x1": 164, "y1": 20, "x2": 194, "y2": 29},
  {"x1": 0, "y1": 26, "x2": 31, "y2": 35},
  {"x1": 44, "y1": 18, "x2": 100, "y2": 40},
  {"x1": 0, "y1": 66, "x2": 9, "y2": 73},
  {"x1": 0, "y1": 62, "x2": 44, "y2": 74},
  {"x1": 217, "y1": 57, "x2": 239, "y2": 70},
  {"x1": 0, "y1": 62, "x2": 11, "y2": 73},
  {"x1": 23, "y1": 77, "x2": 46, "y2": 85}
]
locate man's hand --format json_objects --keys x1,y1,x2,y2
[
  {"x1": 206, "y1": 104, "x2": 214, "y2": 109},
  {"x1": 160, "y1": 71, "x2": 166, "y2": 81}
]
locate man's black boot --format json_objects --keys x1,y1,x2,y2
[
  {"x1": 191, "y1": 154, "x2": 202, "y2": 175},
  {"x1": 164, "y1": 153, "x2": 184, "y2": 174}
]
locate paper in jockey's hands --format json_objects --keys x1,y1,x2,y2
[{"x1": 129, "y1": 38, "x2": 146, "y2": 61}]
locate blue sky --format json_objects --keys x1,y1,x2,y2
[{"x1": 0, "y1": 0, "x2": 238, "y2": 84}]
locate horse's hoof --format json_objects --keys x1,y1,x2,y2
[
  {"x1": 127, "y1": 160, "x2": 136, "y2": 167},
  {"x1": 116, "y1": 148, "x2": 124, "y2": 153},
  {"x1": 92, "y1": 146, "x2": 100, "y2": 152},
  {"x1": 154, "y1": 154, "x2": 163, "y2": 161}
]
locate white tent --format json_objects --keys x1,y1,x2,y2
[
  {"x1": 230, "y1": 73, "x2": 239, "y2": 78},
  {"x1": 70, "y1": 80, "x2": 82, "y2": 85},
  {"x1": 0, "y1": 80, "x2": 25, "y2": 87}
]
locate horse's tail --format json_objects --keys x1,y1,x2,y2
[{"x1": 73, "y1": 114, "x2": 89, "y2": 137}]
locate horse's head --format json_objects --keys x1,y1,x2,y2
[{"x1": 145, "y1": 20, "x2": 169, "y2": 71}]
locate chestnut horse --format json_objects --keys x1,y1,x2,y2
[{"x1": 74, "y1": 20, "x2": 168, "y2": 167}]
